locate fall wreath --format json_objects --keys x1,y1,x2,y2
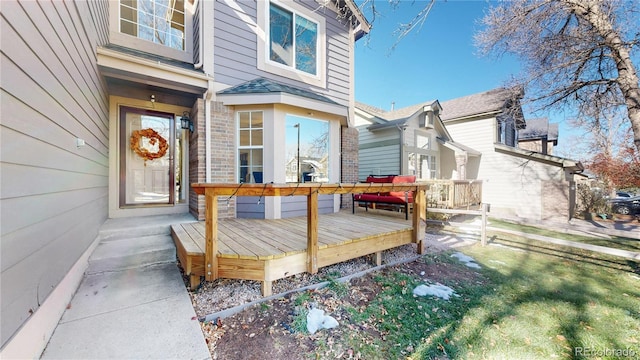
[{"x1": 130, "y1": 128, "x2": 168, "y2": 162}]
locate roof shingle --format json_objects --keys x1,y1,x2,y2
[{"x1": 218, "y1": 77, "x2": 338, "y2": 105}]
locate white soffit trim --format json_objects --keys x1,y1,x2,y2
[
  {"x1": 97, "y1": 47, "x2": 211, "y2": 92},
  {"x1": 217, "y1": 92, "x2": 348, "y2": 117},
  {"x1": 439, "y1": 139, "x2": 481, "y2": 157}
]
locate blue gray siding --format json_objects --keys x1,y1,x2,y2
[
  {"x1": 213, "y1": 0, "x2": 352, "y2": 107},
  {"x1": 357, "y1": 127, "x2": 401, "y2": 180},
  {"x1": 0, "y1": 0, "x2": 109, "y2": 347},
  {"x1": 281, "y1": 195, "x2": 334, "y2": 218}
]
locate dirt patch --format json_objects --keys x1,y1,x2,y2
[{"x1": 198, "y1": 254, "x2": 483, "y2": 359}]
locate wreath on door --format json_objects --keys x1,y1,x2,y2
[{"x1": 130, "y1": 128, "x2": 168, "y2": 162}]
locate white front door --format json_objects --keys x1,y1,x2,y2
[{"x1": 119, "y1": 106, "x2": 175, "y2": 206}]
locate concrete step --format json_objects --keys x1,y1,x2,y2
[
  {"x1": 98, "y1": 213, "x2": 196, "y2": 241},
  {"x1": 87, "y1": 234, "x2": 176, "y2": 274}
]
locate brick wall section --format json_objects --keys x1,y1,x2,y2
[
  {"x1": 340, "y1": 126, "x2": 359, "y2": 208},
  {"x1": 189, "y1": 99, "x2": 236, "y2": 220},
  {"x1": 210, "y1": 101, "x2": 236, "y2": 219},
  {"x1": 541, "y1": 179, "x2": 571, "y2": 221},
  {"x1": 189, "y1": 99, "x2": 205, "y2": 219}
]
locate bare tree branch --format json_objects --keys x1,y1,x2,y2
[{"x1": 475, "y1": 0, "x2": 640, "y2": 151}]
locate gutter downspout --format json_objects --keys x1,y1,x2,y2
[{"x1": 204, "y1": 81, "x2": 214, "y2": 182}]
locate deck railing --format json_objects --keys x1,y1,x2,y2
[
  {"x1": 420, "y1": 179, "x2": 482, "y2": 209},
  {"x1": 192, "y1": 183, "x2": 428, "y2": 284}
]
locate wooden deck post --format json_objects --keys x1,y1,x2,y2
[
  {"x1": 307, "y1": 189, "x2": 319, "y2": 274},
  {"x1": 413, "y1": 186, "x2": 426, "y2": 254},
  {"x1": 204, "y1": 188, "x2": 218, "y2": 281}
]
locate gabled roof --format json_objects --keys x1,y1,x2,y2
[
  {"x1": 218, "y1": 77, "x2": 338, "y2": 105},
  {"x1": 519, "y1": 117, "x2": 559, "y2": 143},
  {"x1": 355, "y1": 100, "x2": 439, "y2": 122},
  {"x1": 440, "y1": 87, "x2": 525, "y2": 128},
  {"x1": 356, "y1": 100, "x2": 452, "y2": 141}
]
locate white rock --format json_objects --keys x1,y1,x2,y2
[
  {"x1": 306, "y1": 308, "x2": 339, "y2": 334},
  {"x1": 307, "y1": 308, "x2": 324, "y2": 334},
  {"x1": 322, "y1": 315, "x2": 339, "y2": 330},
  {"x1": 451, "y1": 252, "x2": 476, "y2": 263},
  {"x1": 451, "y1": 252, "x2": 481, "y2": 269},
  {"x1": 412, "y1": 284, "x2": 455, "y2": 300}
]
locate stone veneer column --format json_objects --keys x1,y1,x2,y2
[
  {"x1": 341, "y1": 126, "x2": 359, "y2": 209},
  {"x1": 189, "y1": 99, "x2": 236, "y2": 220}
]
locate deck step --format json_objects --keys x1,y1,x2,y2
[{"x1": 87, "y1": 234, "x2": 176, "y2": 274}]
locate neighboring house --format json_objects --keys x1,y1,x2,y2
[
  {"x1": 0, "y1": 0, "x2": 369, "y2": 357},
  {"x1": 354, "y1": 101, "x2": 480, "y2": 181},
  {"x1": 440, "y1": 88, "x2": 583, "y2": 221},
  {"x1": 518, "y1": 117, "x2": 559, "y2": 155}
]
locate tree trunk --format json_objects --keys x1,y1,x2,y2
[{"x1": 565, "y1": 0, "x2": 640, "y2": 152}]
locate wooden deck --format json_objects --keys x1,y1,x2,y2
[{"x1": 172, "y1": 210, "x2": 421, "y2": 295}]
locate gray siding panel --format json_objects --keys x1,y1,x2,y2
[
  {"x1": 357, "y1": 127, "x2": 401, "y2": 180},
  {"x1": 358, "y1": 146, "x2": 401, "y2": 180},
  {"x1": 213, "y1": 0, "x2": 352, "y2": 106},
  {"x1": 1, "y1": 198, "x2": 107, "y2": 347},
  {"x1": 237, "y1": 196, "x2": 266, "y2": 219},
  {"x1": 0, "y1": 0, "x2": 109, "y2": 347},
  {"x1": 281, "y1": 195, "x2": 334, "y2": 218}
]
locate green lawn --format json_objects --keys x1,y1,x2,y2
[
  {"x1": 344, "y1": 243, "x2": 640, "y2": 359},
  {"x1": 424, "y1": 246, "x2": 639, "y2": 359}
]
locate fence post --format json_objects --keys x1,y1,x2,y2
[{"x1": 481, "y1": 203, "x2": 488, "y2": 246}]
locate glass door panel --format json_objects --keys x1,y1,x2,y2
[{"x1": 119, "y1": 106, "x2": 175, "y2": 206}]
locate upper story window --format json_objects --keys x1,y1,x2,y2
[
  {"x1": 109, "y1": 0, "x2": 193, "y2": 62},
  {"x1": 257, "y1": 0, "x2": 326, "y2": 87},
  {"x1": 269, "y1": 3, "x2": 318, "y2": 75},
  {"x1": 416, "y1": 133, "x2": 430, "y2": 150},
  {"x1": 497, "y1": 118, "x2": 517, "y2": 147},
  {"x1": 120, "y1": 0, "x2": 185, "y2": 50}
]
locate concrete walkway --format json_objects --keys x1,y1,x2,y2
[
  {"x1": 501, "y1": 216, "x2": 640, "y2": 240},
  {"x1": 41, "y1": 214, "x2": 211, "y2": 360}
]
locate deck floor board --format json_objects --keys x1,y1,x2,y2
[{"x1": 171, "y1": 210, "x2": 420, "y2": 294}]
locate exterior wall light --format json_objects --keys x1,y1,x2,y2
[{"x1": 180, "y1": 112, "x2": 193, "y2": 132}]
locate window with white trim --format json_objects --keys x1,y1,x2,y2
[
  {"x1": 416, "y1": 133, "x2": 430, "y2": 150},
  {"x1": 285, "y1": 115, "x2": 329, "y2": 183},
  {"x1": 269, "y1": 2, "x2": 318, "y2": 75},
  {"x1": 408, "y1": 153, "x2": 437, "y2": 180},
  {"x1": 119, "y1": 0, "x2": 185, "y2": 50},
  {"x1": 257, "y1": 0, "x2": 325, "y2": 86},
  {"x1": 238, "y1": 111, "x2": 264, "y2": 183}
]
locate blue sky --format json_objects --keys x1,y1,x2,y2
[{"x1": 354, "y1": 1, "x2": 575, "y2": 155}]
